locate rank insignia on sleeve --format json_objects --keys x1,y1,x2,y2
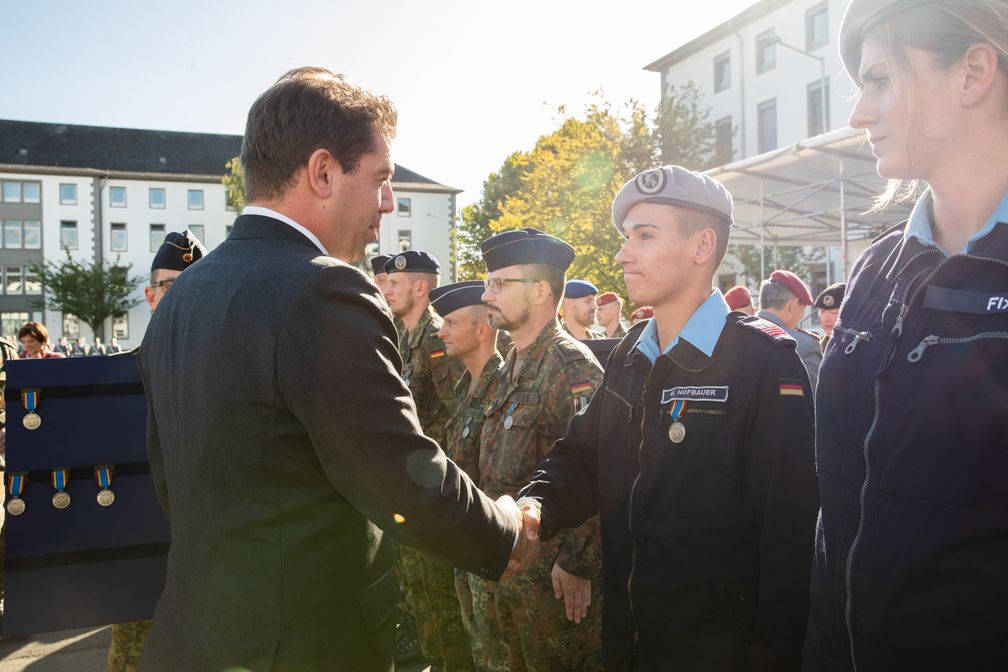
[
  {"x1": 779, "y1": 379, "x2": 805, "y2": 397},
  {"x1": 430, "y1": 349, "x2": 446, "y2": 359}
]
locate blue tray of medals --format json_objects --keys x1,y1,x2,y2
[{"x1": 3, "y1": 354, "x2": 169, "y2": 637}]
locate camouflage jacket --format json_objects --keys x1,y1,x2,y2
[
  {"x1": 399, "y1": 305, "x2": 464, "y2": 446},
  {"x1": 479, "y1": 320, "x2": 604, "y2": 578},
  {"x1": 608, "y1": 323, "x2": 628, "y2": 339},
  {"x1": 562, "y1": 320, "x2": 603, "y2": 340},
  {"x1": 444, "y1": 351, "x2": 504, "y2": 486}
]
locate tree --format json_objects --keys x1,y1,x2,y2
[
  {"x1": 729, "y1": 244, "x2": 825, "y2": 287},
  {"x1": 30, "y1": 251, "x2": 145, "y2": 339},
  {"x1": 222, "y1": 157, "x2": 246, "y2": 211},
  {"x1": 653, "y1": 81, "x2": 719, "y2": 170}
]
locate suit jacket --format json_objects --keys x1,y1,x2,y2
[{"x1": 137, "y1": 214, "x2": 517, "y2": 672}]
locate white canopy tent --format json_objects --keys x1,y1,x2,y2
[{"x1": 705, "y1": 127, "x2": 914, "y2": 281}]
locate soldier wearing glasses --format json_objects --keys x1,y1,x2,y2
[
  {"x1": 475, "y1": 228, "x2": 605, "y2": 671},
  {"x1": 107, "y1": 229, "x2": 205, "y2": 672}
]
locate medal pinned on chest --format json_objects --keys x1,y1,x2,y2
[
  {"x1": 22, "y1": 388, "x2": 41, "y2": 430},
  {"x1": 503, "y1": 402, "x2": 518, "y2": 430},
  {"x1": 462, "y1": 417, "x2": 473, "y2": 439},
  {"x1": 95, "y1": 465, "x2": 115, "y2": 507},
  {"x1": 667, "y1": 399, "x2": 687, "y2": 444},
  {"x1": 6, "y1": 472, "x2": 27, "y2": 516},
  {"x1": 51, "y1": 468, "x2": 71, "y2": 509}
]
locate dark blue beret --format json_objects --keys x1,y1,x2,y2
[
  {"x1": 384, "y1": 250, "x2": 440, "y2": 274},
  {"x1": 480, "y1": 228, "x2": 575, "y2": 273},
  {"x1": 151, "y1": 230, "x2": 207, "y2": 272},
  {"x1": 429, "y1": 281, "x2": 486, "y2": 318},
  {"x1": 839, "y1": 0, "x2": 941, "y2": 80},
  {"x1": 564, "y1": 280, "x2": 598, "y2": 299},
  {"x1": 370, "y1": 254, "x2": 392, "y2": 275}
]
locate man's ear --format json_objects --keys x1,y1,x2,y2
[
  {"x1": 694, "y1": 228, "x2": 717, "y2": 266},
  {"x1": 305, "y1": 148, "x2": 336, "y2": 198}
]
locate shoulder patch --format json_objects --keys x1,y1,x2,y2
[
  {"x1": 429, "y1": 348, "x2": 446, "y2": 359},
  {"x1": 735, "y1": 316, "x2": 796, "y2": 346}
]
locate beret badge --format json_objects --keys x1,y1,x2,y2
[
  {"x1": 636, "y1": 169, "x2": 666, "y2": 195},
  {"x1": 394, "y1": 255, "x2": 407, "y2": 270}
]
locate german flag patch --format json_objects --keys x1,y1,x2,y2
[
  {"x1": 779, "y1": 379, "x2": 805, "y2": 397},
  {"x1": 430, "y1": 349, "x2": 446, "y2": 359},
  {"x1": 570, "y1": 381, "x2": 593, "y2": 395}
]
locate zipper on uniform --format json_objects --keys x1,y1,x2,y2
[
  {"x1": 833, "y1": 324, "x2": 874, "y2": 354},
  {"x1": 626, "y1": 367, "x2": 655, "y2": 648},
  {"x1": 907, "y1": 331, "x2": 1008, "y2": 363}
]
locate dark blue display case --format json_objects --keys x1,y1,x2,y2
[{"x1": 3, "y1": 354, "x2": 168, "y2": 637}]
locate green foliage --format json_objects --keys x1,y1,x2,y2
[
  {"x1": 30, "y1": 250, "x2": 145, "y2": 339},
  {"x1": 654, "y1": 81, "x2": 718, "y2": 170},
  {"x1": 730, "y1": 244, "x2": 825, "y2": 286},
  {"x1": 222, "y1": 157, "x2": 246, "y2": 211}
]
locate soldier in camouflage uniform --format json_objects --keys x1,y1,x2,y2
[
  {"x1": 383, "y1": 251, "x2": 470, "y2": 672},
  {"x1": 561, "y1": 280, "x2": 602, "y2": 341},
  {"x1": 107, "y1": 230, "x2": 206, "y2": 672},
  {"x1": 475, "y1": 229, "x2": 605, "y2": 672},
  {"x1": 596, "y1": 291, "x2": 628, "y2": 339},
  {"x1": 429, "y1": 280, "x2": 507, "y2": 672}
]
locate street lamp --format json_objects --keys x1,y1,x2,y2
[{"x1": 769, "y1": 36, "x2": 827, "y2": 136}]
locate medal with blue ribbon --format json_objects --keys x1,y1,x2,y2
[
  {"x1": 51, "y1": 468, "x2": 71, "y2": 509},
  {"x1": 95, "y1": 465, "x2": 115, "y2": 507},
  {"x1": 667, "y1": 399, "x2": 687, "y2": 444},
  {"x1": 22, "y1": 388, "x2": 41, "y2": 430},
  {"x1": 503, "y1": 402, "x2": 518, "y2": 430},
  {"x1": 6, "y1": 472, "x2": 27, "y2": 516}
]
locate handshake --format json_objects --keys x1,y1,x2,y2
[{"x1": 496, "y1": 495, "x2": 541, "y2": 580}]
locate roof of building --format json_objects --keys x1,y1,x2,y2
[
  {"x1": 644, "y1": 0, "x2": 792, "y2": 72},
  {"x1": 0, "y1": 119, "x2": 458, "y2": 192}
]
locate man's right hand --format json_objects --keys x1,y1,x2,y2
[{"x1": 497, "y1": 496, "x2": 540, "y2": 580}]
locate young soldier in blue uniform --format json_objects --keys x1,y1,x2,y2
[
  {"x1": 516, "y1": 166, "x2": 819, "y2": 671},
  {"x1": 806, "y1": 2, "x2": 1008, "y2": 670}
]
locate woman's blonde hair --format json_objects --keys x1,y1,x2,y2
[{"x1": 864, "y1": 0, "x2": 1008, "y2": 210}]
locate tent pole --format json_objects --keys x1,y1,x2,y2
[{"x1": 760, "y1": 179, "x2": 766, "y2": 282}]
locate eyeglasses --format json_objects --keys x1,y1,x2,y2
[
  {"x1": 484, "y1": 277, "x2": 541, "y2": 294},
  {"x1": 151, "y1": 278, "x2": 176, "y2": 293}
]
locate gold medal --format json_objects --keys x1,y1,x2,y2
[
  {"x1": 94, "y1": 466, "x2": 115, "y2": 507},
  {"x1": 6, "y1": 497, "x2": 25, "y2": 516},
  {"x1": 23, "y1": 412, "x2": 41, "y2": 430},
  {"x1": 97, "y1": 489, "x2": 115, "y2": 507},
  {"x1": 668, "y1": 421, "x2": 686, "y2": 444},
  {"x1": 52, "y1": 491, "x2": 71, "y2": 509}
]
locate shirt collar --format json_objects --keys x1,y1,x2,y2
[
  {"x1": 242, "y1": 205, "x2": 328, "y2": 255},
  {"x1": 633, "y1": 289, "x2": 729, "y2": 365},
  {"x1": 904, "y1": 188, "x2": 1008, "y2": 254}
]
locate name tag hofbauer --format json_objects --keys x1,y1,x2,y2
[{"x1": 660, "y1": 386, "x2": 729, "y2": 404}]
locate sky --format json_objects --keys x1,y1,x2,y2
[{"x1": 2, "y1": 0, "x2": 758, "y2": 207}]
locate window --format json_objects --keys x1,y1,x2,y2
[
  {"x1": 806, "y1": 3, "x2": 829, "y2": 51},
  {"x1": 714, "y1": 117, "x2": 733, "y2": 164},
  {"x1": 365, "y1": 241, "x2": 380, "y2": 257},
  {"x1": 60, "y1": 183, "x2": 78, "y2": 205},
  {"x1": 110, "y1": 186, "x2": 126, "y2": 207},
  {"x1": 713, "y1": 52, "x2": 731, "y2": 93},
  {"x1": 1, "y1": 312, "x2": 29, "y2": 340},
  {"x1": 24, "y1": 268, "x2": 41, "y2": 295},
  {"x1": 397, "y1": 197, "x2": 412, "y2": 216},
  {"x1": 112, "y1": 314, "x2": 129, "y2": 340},
  {"x1": 61, "y1": 221, "x2": 78, "y2": 250},
  {"x1": 63, "y1": 313, "x2": 80, "y2": 340},
  {"x1": 149, "y1": 187, "x2": 166, "y2": 209},
  {"x1": 111, "y1": 223, "x2": 127, "y2": 252},
  {"x1": 4, "y1": 220, "x2": 22, "y2": 248},
  {"x1": 22, "y1": 182, "x2": 40, "y2": 203},
  {"x1": 807, "y1": 77, "x2": 831, "y2": 137},
  {"x1": 23, "y1": 220, "x2": 41, "y2": 249},
  {"x1": 756, "y1": 29, "x2": 776, "y2": 74},
  {"x1": 2, "y1": 182, "x2": 21, "y2": 202},
  {"x1": 149, "y1": 224, "x2": 165, "y2": 252},
  {"x1": 397, "y1": 230, "x2": 412, "y2": 252},
  {"x1": 187, "y1": 189, "x2": 204, "y2": 210},
  {"x1": 758, "y1": 99, "x2": 778, "y2": 153},
  {"x1": 718, "y1": 274, "x2": 738, "y2": 293},
  {"x1": 6, "y1": 267, "x2": 22, "y2": 295},
  {"x1": 188, "y1": 224, "x2": 205, "y2": 243}
]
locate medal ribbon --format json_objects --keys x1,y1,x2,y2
[
  {"x1": 506, "y1": 402, "x2": 518, "y2": 420},
  {"x1": 52, "y1": 468, "x2": 68, "y2": 492},
  {"x1": 22, "y1": 389, "x2": 38, "y2": 413},
  {"x1": 8, "y1": 473, "x2": 25, "y2": 498},
  {"x1": 668, "y1": 399, "x2": 687, "y2": 421},
  {"x1": 95, "y1": 466, "x2": 112, "y2": 490}
]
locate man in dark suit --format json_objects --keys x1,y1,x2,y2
[{"x1": 137, "y1": 67, "x2": 532, "y2": 672}]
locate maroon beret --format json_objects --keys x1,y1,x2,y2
[
  {"x1": 769, "y1": 269, "x2": 814, "y2": 305},
  {"x1": 724, "y1": 285, "x2": 752, "y2": 311}
]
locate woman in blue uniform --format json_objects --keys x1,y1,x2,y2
[{"x1": 805, "y1": 2, "x2": 1008, "y2": 670}]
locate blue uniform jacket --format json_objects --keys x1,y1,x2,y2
[{"x1": 804, "y1": 221, "x2": 1008, "y2": 671}]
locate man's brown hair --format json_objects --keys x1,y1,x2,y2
[{"x1": 241, "y1": 67, "x2": 398, "y2": 201}]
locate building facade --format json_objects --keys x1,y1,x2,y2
[{"x1": 0, "y1": 120, "x2": 458, "y2": 347}]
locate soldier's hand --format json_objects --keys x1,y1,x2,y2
[
  {"x1": 551, "y1": 563, "x2": 591, "y2": 623},
  {"x1": 497, "y1": 496, "x2": 539, "y2": 580}
]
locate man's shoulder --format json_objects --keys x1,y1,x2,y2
[
  {"x1": 547, "y1": 330, "x2": 602, "y2": 369},
  {"x1": 728, "y1": 314, "x2": 798, "y2": 349}
]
